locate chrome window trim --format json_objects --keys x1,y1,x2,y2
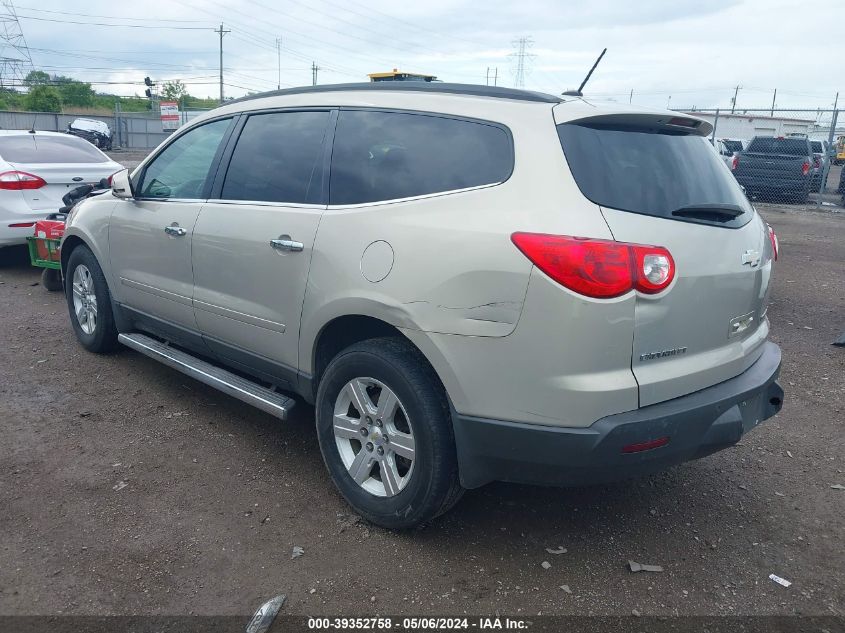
[
  {"x1": 325, "y1": 181, "x2": 503, "y2": 210},
  {"x1": 204, "y1": 199, "x2": 325, "y2": 210},
  {"x1": 132, "y1": 197, "x2": 207, "y2": 204}
]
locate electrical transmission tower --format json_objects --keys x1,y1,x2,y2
[
  {"x1": 0, "y1": 0, "x2": 32, "y2": 90},
  {"x1": 509, "y1": 36, "x2": 534, "y2": 89}
]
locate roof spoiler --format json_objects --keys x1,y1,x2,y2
[{"x1": 561, "y1": 112, "x2": 713, "y2": 137}]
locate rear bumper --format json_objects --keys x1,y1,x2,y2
[
  {"x1": 735, "y1": 174, "x2": 808, "y2": 192},
  {"x1": 453, "y1": 342, "x2": 783, "y2": 489},
  {"x1": 0, "y1": 206, "x2": 57, "y2": 246}
]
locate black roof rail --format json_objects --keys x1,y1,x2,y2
[{"x1": 227, "y1": 82, "x2": 562, "y2": 105}]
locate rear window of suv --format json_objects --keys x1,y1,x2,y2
[
  {"x1": 557, "y1": 123, "x2": 753, "y2": 227},
  {"x1": 746, "y1": 137, "x2": 809, "y2": 156}
]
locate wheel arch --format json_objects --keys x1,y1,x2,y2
[
  {"x1": 308, "y1": 314, "x2": 464, "y2": 411},
  {"x1": 60, "y1": 234, "x2": 87, "y2": 275}
]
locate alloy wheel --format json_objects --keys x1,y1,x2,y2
[
  {"x1": 71, "y1": 264, "x2": 98, "y2": 335},
  {"x1": 332, "y1": 377, "x2": 416, "y2": 497}
]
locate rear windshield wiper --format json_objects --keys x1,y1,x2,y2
[{"x1": 671, "y1": 204, "x2": 745, "y2": 222}]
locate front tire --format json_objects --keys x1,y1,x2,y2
[
  {"x1": 316, "y1": 337, "x2": 463, "y2": 529},
  {"x1": 65, "y1": 245, "x2": 119, "y2": 353}
]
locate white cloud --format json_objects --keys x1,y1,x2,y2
[{"x1": 10, "y1": 0, "x2": 844, "y2": 110}]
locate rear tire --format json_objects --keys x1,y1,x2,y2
[
  {"x1": 65, "y1": 245, "x2": 119, "y2": 353},
  {"x1": 315, "y1": 337, "x2": 463, "y2": 529}
]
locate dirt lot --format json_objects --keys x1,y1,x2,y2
[{"x1": 0, "y1": 207, "x2": 843, "y2": 620}]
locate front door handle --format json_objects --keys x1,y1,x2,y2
[
  {"x1": 270, "y1": 237, "x2": 304, "y2": 252},
  {"x1": 164, "y1": 224, "x2": 187, "y2": 237}
]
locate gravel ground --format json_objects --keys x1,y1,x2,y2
[{"x1": 0, "y1": 206, "x2": 842, "y2": 619}]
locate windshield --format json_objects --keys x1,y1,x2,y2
[
  {"x1": 810, "y1": 141, "x2": 823, "y2": 152},
  {"x1": 746, "y1": 137, "x2": 810, "y2": 156},
  {"x1": 557, "y1": 123, "x2": 753, "y2": 228},
  {"x1": 0, "y1": 134, "x2": 108, "y2": 163}
]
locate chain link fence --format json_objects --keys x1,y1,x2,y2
[{"x1": 681, "y1": 108, "x2": 844, "y2": 208}]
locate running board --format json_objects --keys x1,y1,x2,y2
[{"x1": 118, "y1": 333, "x2": 295, "y2": 420}]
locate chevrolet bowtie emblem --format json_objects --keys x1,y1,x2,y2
[{"x1": 741, "y1": 249, "x2": 761, "y2": 267}]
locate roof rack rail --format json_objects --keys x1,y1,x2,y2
[{"x1": 228, "y1": 82, "x2": 562, "y2": 105}]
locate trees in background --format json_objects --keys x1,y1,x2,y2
[
  {"x1": 161, "y1": 80, "x2": 187, "y2": 102},
  {"x1": 23, "y1": 85, "x2": 62, "y2": 112},
  {"x1": 1, "y1": 70, "x2": 218, "y2": 113}
]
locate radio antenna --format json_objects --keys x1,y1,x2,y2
[{"x1": 563, "y1": 48, "x2": 607, "y2": 97}]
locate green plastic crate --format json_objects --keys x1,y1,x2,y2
[{"x1": 27, "y1": 236, "x2": 62, "y2": 270}]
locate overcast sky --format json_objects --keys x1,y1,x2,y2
[{"x1": 9, "y1": 0, "x2": 845, "y2": 111}]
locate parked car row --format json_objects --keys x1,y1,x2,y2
[{"x1": 714, "y1": 133, "x2": 839, "y2": 202}]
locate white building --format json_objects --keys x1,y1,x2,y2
[{"x1": 684, "y1": 111, "x2": 842, "y2": 142}]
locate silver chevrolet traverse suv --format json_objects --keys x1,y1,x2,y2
[{"x1": 61, "y1": 83, "x2": 784, "y2": 529}]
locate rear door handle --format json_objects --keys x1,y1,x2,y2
[
  {"x1": 164, "y1": 224, "x2": 187, "y2": 237},
  {"x1": 270, "y1": 237, "x2": 304, "y2": 252}
]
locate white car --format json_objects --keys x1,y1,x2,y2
[{"x1": 0, "y1": 131, "x2": 122, "y2": 247}]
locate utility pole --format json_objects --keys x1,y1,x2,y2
[
  {"x1": 730, "y1": 84, "x2": 740, "y2": 114},
  {"x1": 486, "y1": 67, "x2": 498, "y2": 86},
  {"x1": 818, "y1": 91, "x2": 839, "y2": 196},
  {"x1": 667, "y1": 95, "x2": 672, "y2": 109},
  {"x1": 311, "y1": 61, "x2": 320, "y2": 86},
  {"x1": 770, "y1": 88, "x2": 776, "y2": 116},
  {"x1": 215, "y1": 22, "x2": 230, "y2": 104},
  {"x1": 629, "y1": 88, "x2": 633, "y2": 104},
  {"x1": 276, "y1": 37, "x2": 281, "y2": 90}
]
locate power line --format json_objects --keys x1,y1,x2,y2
[
  {"x1": 16, "y1": 13, "x2": 212, "y2": 30},
  {"x1": 13, "y1": 6, "x2": 207, "y2": 23}
]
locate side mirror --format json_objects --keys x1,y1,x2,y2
[{"x1": 111, "y1": 168, "x2": 133, "y2": 199}]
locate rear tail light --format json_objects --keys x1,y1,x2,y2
[
  {"x1": 731, "y1": 155, "x2": 739, "y2": 171},
  {"x1": 8, "y1": 221, "x2": 36, "y2": 228},
  {"x1": 801, "y1": 161, "x2": 810, "y2": 176},
  {"x1": 813, "y1": 156, "x2": 821, "y2": 169},
  {"x1": 510, "y1": 233, "x2": 675, "y2": 299},
  {"x1": 767, "y1": 224, "x2": 779, "y2": 261},
  {"x1": 0, "y1": 170, "x2": 46, "y2": 190}
]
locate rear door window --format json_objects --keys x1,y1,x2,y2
[
  {"x1": 0, "y1": 134, "x2": 107, "y2": 163},
  {"x1": 221, "y1": 110, "x2": 331, "y2": 204},
  {"x1": 330, "y1": 110, "x2": 512, "y2": 205},
  {"x1": 557, "y1": 123, "x2": 753, "y2": 227}
]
